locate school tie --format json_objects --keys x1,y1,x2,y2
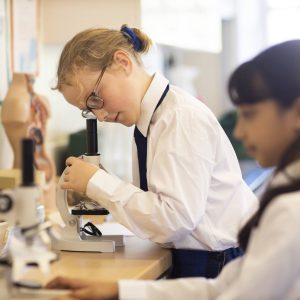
[
  {"x1": 134, "y1": 85, "x2": 169, "y2": 191},
  {"x1": 134, "y1": 127, "x2": 148, "y2": 191}
]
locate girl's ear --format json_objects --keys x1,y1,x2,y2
[{"x1": 112, "y1": 50, "x2": 132, "y2": 74}]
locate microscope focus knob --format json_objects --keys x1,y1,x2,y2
[{"x1": 0, "y1": 194, "x2": 13, "y2": 213}]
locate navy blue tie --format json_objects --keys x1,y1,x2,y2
[{"x1": 134, "y1": 85, "x2": 169, "y2": 191}]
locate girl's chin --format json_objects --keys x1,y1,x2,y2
[
  {"x1": 121, "y1": 121, "x2": 135, "y2": 127},
  {"x1": 255, "y1": 157, "x2": 276, "y2": 168},
  {"x1": 118, "y1": 116, "x2": 137, "y2": 127}
]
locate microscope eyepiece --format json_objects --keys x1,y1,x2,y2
[
  {"x1": 86, "y1": 118, "x2": 98, "y2": 155},
  {"x1": 21, "y1": 138, "x2": 35, "y2": 186}
]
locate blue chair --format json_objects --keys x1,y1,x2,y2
[{"x1": 243, "y1": 166, "x2": 274, "y2": 195}]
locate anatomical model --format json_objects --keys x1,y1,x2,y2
[{"x1": 1, "y1": 73, "x2": 56, "y2": 212}]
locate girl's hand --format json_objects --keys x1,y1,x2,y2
[
  {"x1": 45, "y1": 276, "x2": 92, "y2": 290},
  {"x1": 61, "y1": 156, "x2": 99, "y2": 193},
  {"x1": 45, "y1": 276, "x2": 119, "y2": 300},
  {"x1": 58, "y1": 282, "x2": 118, "y2": 300}
]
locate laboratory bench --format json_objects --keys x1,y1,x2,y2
[
  {"x1": 22, "y1": 235, "x2": 172, "y2": 285},
  {"x1": 1, "y1": 235, "x2": 171, "y2": 299}
]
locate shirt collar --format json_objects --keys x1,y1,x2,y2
[
  {"x1": 270, "y1": 159, "x2": 300, "y2": 188},
  {"x1": 136, "y1": 72, "x2": 169, "y2": 137}
]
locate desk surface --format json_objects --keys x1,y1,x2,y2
[{"x1": 23, "y1": 236, "x2": 172, "y2": 285}]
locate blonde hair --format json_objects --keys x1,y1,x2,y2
[{"x1": 55, "y1": 25, "x2": 152, "y2": 90}]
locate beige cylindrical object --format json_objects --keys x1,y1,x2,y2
[
  {"x1": 2, "y1": 73, "x2": 31, "y2": 168},
  {"x1": 2, "y1": 73, "x2": 31, "y2": 123}
]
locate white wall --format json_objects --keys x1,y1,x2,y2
[
  {"x1": 40, "y1": 0, "x2": 141, "y2": 43},
  {"x1": 182, "y1": 50, "x2": 222, "y2": 117},
  {"x1": 219, "y1": 0, "x2": 268, "y2": 112},
  {"x1": 235, "y1": 0, "x2": 267, "y2": 63},
  {"x1": 160, "y1": 44, "x2": 223, "y2": 118}
]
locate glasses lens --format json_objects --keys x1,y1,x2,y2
[{"x1": 87, "y1": 94, "x2": 104, "y2": 109}]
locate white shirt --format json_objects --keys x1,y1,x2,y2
[
  {"x1": 87, "y1": 73, "x2": 257, "y2": 250},
  {"x1": 119, "y1": 160, "x2": 300, "y2": 300}
]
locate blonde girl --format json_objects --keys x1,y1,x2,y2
[{"x1": 53, "y1": 25, "x2": 256, "y2": 279}]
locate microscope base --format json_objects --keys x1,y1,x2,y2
[{"x1": 52, "y1": 237, "x2": 116, "y2": 253}]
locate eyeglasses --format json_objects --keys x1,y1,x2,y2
[{"x1": 81, "y1": 66, "x2": 106, "y2": 118}]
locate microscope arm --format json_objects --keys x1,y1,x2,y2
[{"x1": 55, "y1": 153, "x2": 103, "y2": 235}]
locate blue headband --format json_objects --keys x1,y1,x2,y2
[{"x1": 121, "y1": 26, "x2": 142, "y2": 51}]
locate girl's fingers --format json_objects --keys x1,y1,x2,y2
[
  {"x1": 66, "y1": 156, "x2": 77, "y2": 167},
  {"x1": 60, "y1": 182, "x2": 71, "y2": 190}
]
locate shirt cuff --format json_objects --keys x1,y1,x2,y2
[
  {"x1": 86, "y1": 169, "x2": 123, "y2": 206},
  {"x1": 119, "y1": 280, "x2": 148, "y2": 300}
]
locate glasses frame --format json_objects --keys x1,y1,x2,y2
[{"x1": 81, "y1": 66, "x2": 107, "y2": 118}]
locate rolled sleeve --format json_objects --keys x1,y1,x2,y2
[{"x1": 86, "y1": 169, "x2": 123, "y2": 207}]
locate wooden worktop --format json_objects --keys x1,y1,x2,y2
[{"x1": 23, "y1": 236, "x2": 172, "y2": 285}]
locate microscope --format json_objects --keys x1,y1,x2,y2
[
  {"x1": 51, "y1": 117, "x2": 123, "y2": 253},
  {"x1": 0, "y1": 138, "x2": 57, "y2": 298}
]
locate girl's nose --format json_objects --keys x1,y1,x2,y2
[
  {"x1": 233, "y1": 118, "x2": 244, "y2": 141},
  {"x1": 95, "y1": 109, "x2": 109, "y2": 122}
]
